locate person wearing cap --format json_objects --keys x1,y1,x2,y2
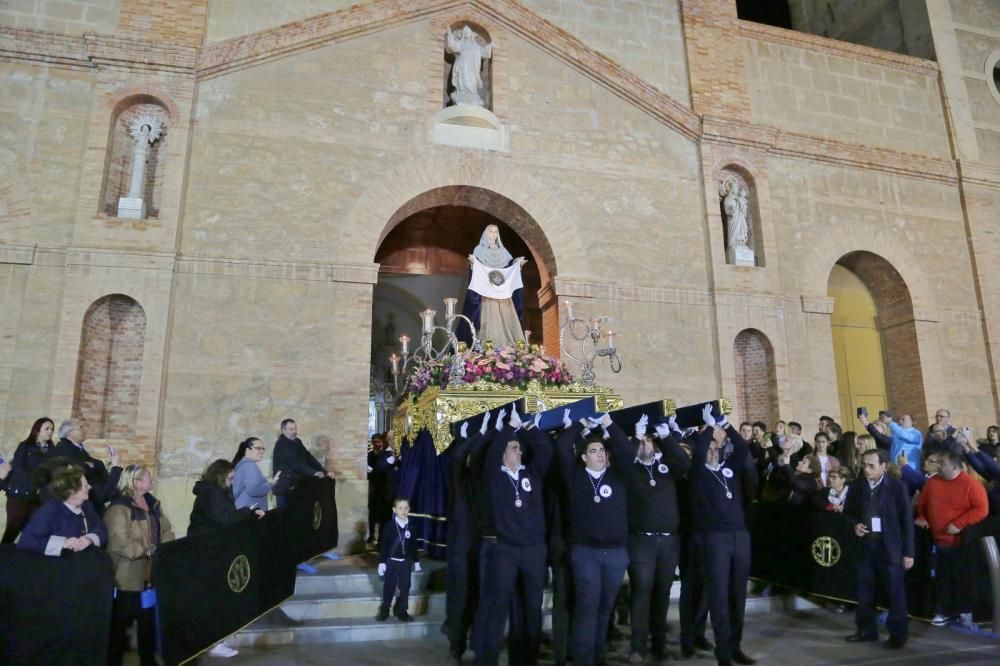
[
  {"x1": 479, "y1": 407, "x2": 552, "y2": 666},
  {"x1": 690, "y1": 404, "x2": 756, "y2": 666},
  {"x1": 622, "y1": 414, "x2": 691, "y2": 663}
]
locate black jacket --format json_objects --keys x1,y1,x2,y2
[
  {"x1": 187, "y1": 481, "x2": 254, "y2": 536},
  {"x1": 53, "y1": 438, "x2": 122, "y2": 509},
  {"x1": 843, "y1": 473, "x2": 915, "y2": 560},
  {"x1": 272, "y1": 434, "x2": 326, "y2": 496},
  {"x1": 3, "y1": 439, "x2": 54, "y2": 499}
]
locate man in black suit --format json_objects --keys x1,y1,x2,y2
[
  {"x1": 272, "y1": 418, "x2": 334, "y2": 508},
  {"x1": 843, "y1": 448, "x2": 914, "y2": 648},
  {"x1": 53, "y1": 419, "x2": 121, "y2": 511}
]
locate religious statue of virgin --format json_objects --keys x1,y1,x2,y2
[{"x1": 460, "y1": 224, "x2": 527, "y2": 349}]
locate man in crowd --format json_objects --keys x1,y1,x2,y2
[
  {"x1": 933, "y1": 409, "x2": 956, "y2": 437},
  {"x1": 54, "y1": 419, "x2": 122, "y2": 511},
  {"x1": 844, "y1": 449, "x2": 914, "y2": 649},
  {"x1": 915, "y1": 449, "x2": 988, "y2": 628},
  {"x1": 624, "y1": 415, "x2": 691, "y2": 663},
  {"x1": 691, "y1": 405, "x2": 756, "y2": 666},
  {"x1": 272, "y1": 418, "x2": 334, "y2": 508},
  {"x1": 366, "y1": 433, "x2": 395, "y2": 544},
  {"x1": 886, "y1": 414, "x2": 922, "y2": 472}
]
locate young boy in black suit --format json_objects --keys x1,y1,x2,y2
[{"x1": 377, "y1": 497, "x2": 421, "y2": 621}]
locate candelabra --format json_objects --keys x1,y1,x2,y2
[
  {"x1": 389, "y1": 297, "x2": 479, "y2": 399},
  {"x1": 558, "y1": 300, "x2": 622, "y2": 384}
]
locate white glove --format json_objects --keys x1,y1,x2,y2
[
  {"x1": 366, "y1": 465, "x2": 374, "y2": 474},
  {"x1": 601, "y1": 426, "x2": 610, "y2": 441},
  {"x1": 578, "y1": 418, "x2": 592, "y2": 437},
  {"x1": 495, "y1": 409, "x2": 507, "y2": 431},
  {"x1": 702, "y1": 404, "x2": 716, "y2": 427},
  {"x1": 509, "y1": 406, "x2": 523, "y2": 430},
  {"x1": 598, "y1": 413, "x2": 612, "y2": 428},
  {"x1": 377, "y1": 563, "x2": 386, "y2": 577},
  {"x1": 654, "y1": 423, "x2": 670, "y2": 439},
  {"x1": 480, "y1": 413, "x2": 490, "y2": 435},
  {"x1": 668, "y1": 415, "x2": 680, "y2": 433},
  {"x1": 414, "y1": 562, "x2": 422, "y2": 572},
  {"x1": 635, "y1": 414, "x2": 649, "y2": 438},
  {"x1": 460, "y1": 422, "x2": 469, "y2": 438},
  {"x1": 533, "y1": 412, "x2": 542, "y2": 430},
  {"x1": 563, "y1": 409, "x2": 572, "y2": 429}
]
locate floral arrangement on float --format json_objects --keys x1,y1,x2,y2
[{"x1": 405, "y1": 340, "x2": 573, "y2": 399}]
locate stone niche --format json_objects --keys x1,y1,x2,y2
[
  {"x1": 98, "y1": 95, "x2": 170, "y2": 220},
  {"x1": 718, "y1": 166, "x2": 764, "y2": 268},
  {"x1": 432, "y1": 21, "x2": 507, "y2": 152}
]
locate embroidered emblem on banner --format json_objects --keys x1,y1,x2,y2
[
  {"x1": 599, "y1": 485, "x2": 612, "y2": 499},
  {"x1": 811, "y1": 536, "x2": 841, "y2": 567},
  {"x1": 227, "y1": 555, "x2": 251, "y2": 593},
  {"x1": 313, "y1": 501, "x2": 323, "y2": 530},
  {"x1": 521, "y1": 477, "x2": 532, "y2": 492}
]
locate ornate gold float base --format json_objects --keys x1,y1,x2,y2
[{"x1": 391, "y1": 379, "x2": 624, "y2": 453}]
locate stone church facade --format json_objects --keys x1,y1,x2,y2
[{"x1": 1, "y1": 0, "x2": 999, "y2": 538}]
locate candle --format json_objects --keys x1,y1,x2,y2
[
  {"x1": 389, "y1": 353, "x2": 400, "y2": 375},
  {"x1": 399, "y1": 335, "x2": 410, "y2": 355},
  {"x1": 605, "y1": 330, "x2": 616, "y2": 349},
  {"x1": 591, "y1": 317, "x2": 602, "y2": 334},
  {"x1": 564, "y1": 300, "x2": 574, "y2": 320},
  {"x1": 443, "y1": 297, "x2": 457, "y2": 319},
  {"x1": 420, "y1": 309, "x2": 436, "y2": 334},
  {"x1": 524, "y1": 330, "x2": 532, "y2": 346}
]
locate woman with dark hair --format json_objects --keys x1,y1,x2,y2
[
  {"x1": 106, "y1": 465, "x2": 175, "y2": 666},
  {"x1": 231, "y1": 438, "x2": 281, "y2": 510},
  {"x1": 838, "y1": 431, "x2": 859, "y2": 478},
  {"x1": 188, "y1": 459, "x2": 265, "y2": 536},
  {"x1": 16, "y1": 464, "x2": 107, "y2": 555},
  {"x1": 980, "y1": 425, "x2": 1000, "y2": 458},
  {"x1": 3, "y1": 417, "x2": 56, "y2": 544},
  {"x1": 778, "y1": 453, "x2": 824, "y2": 505}
]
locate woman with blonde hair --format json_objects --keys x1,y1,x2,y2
[{"x1": 105, "y1": 464, "x2": 175, "y2": 666}]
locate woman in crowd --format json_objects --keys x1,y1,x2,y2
[
  {"x1": 837, "y1": 431, "x2": 859, "y2": 479},
  {"x1": 189, "y1": 459, "x2": 265, "y2": 536},
  {"x1": 811, "y1": 432, "x2": 840, "y2": 486},
  {"x1": 105, "y1": 465, "x2": 175, "y2": 666},
  {"x1": 231, "y1": 438, "x2": 281, "y2": 510},
  {"x1": 2, "y1": 417, "x2": 56, "y2": 543},
  {"x1": 16, "y1": 464, "x2": 106, "y2": 555},
  {"x1": 779, "y1": 453, "x2": 824, "y2": 505},
  {"x1": 188, "y1": 459, "x2": 265, "y2": 658},
  {"x1": 980, "y1": 425, "x2": 1000, "y2": 457},
  {"x1": 814, "y1": 467, "x2": 851, "y2": 512}
]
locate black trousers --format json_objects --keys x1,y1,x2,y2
[
  {"x1": 1, "y1": 496, "x2": 38, "y2": 544},
  {"x1": 935, "y1": 542, "x2": 973, "y2": 616},
  {"x1": 478, "y1": 541, "x2": 547, "y2": 666},
  {"x1": 445, "y1": 538, "x2": 480, "y2": 655},
  {"x1": 695, "y1": 530, "x2": 750, "y2": 661},
  {"x1": 856, "y1": 538, "x2": 908, "y2": 639},
  {"x1": 627, "y1": 533, "x2": 679, "y2": 656},
  {"x1": 380, "y1": 558, "x2": 413, "y2": 615},
  {"x1": 108, "y1": 590, "x2": 157, "y2": 666},
  {"x1": 549, "y1": 546, "x2": 573, "y2": 663},
  {"x1": 679, "y1": 534, "x2": 709, "y2": 649}
]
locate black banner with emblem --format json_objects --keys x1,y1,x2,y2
[
  {"x1": 0, "y1": 545, "x2": 114, "y2": 666},
  {"x1": 749, "y1": 504, "x2": 994, "y2": 621},
  {"x1": 282, "y1": 476, "x2": 338, "y2": 566}
]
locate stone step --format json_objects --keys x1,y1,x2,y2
[{"x1": 281, "y1": 590, "x2": 448, "y2": 622}]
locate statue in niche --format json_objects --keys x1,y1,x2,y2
[
  {"x1": 445, "y1": 25, "x2": 492, "y2": 107},
  {"x1": 459, "y1": 224, "x2": 527, "y2": 349},
  {"x1": 720, "y1": 175, "x2": 755, "y2": 266}
]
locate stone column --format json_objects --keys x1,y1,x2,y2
[{"x1": 118, "y1": 115, "x2": 164, "y2": 219}]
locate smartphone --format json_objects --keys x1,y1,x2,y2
[
  {"x1": 857, "y1": 407, "x2": 868, "y2": 419},
  {"x1": 107, "y1": 445, "x2": 116, "y2": 457}
]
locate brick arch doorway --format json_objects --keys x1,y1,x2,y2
[
  {"x1": 369, "y1": 187, "x2": 558, "y2": 434},
  {"x1": 828, "y1": 251, "x2": 926, "y2": 430}
]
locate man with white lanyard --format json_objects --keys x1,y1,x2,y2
[
  {"x1": 690, "y1": 404, "x2": 756, "y2": 666},
  {"x1": 622, "y1": 413, "x2": 692, "y2": 663},
  {"x1": 478, "y1": 407, "x2": 551, "y2": 666}
]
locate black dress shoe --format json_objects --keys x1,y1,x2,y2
[
  {"x1": 681, "y1": 645, "x2": 695, "y2": 659},
  {"x1": 717, "y1": 659, "x2": 733, "y2": 666},
  {"x1": 733, "y1": 651, "x2": 756, "y2": 665},
  {"x1": 694, "y1": 637, "x2": 715, "y2": 651},
  {"x1": 397, "y1": 612, "x2": 415, "y2": 622},
  {"x1": 845, "y1": 632, "x2": 878, "y2": 643},
  {"x1": 885, "y1": 635, "x2": 907, "y2": 649},
  {"x1": 375, "y1": 608, "x2": 389, "y2": 621}
]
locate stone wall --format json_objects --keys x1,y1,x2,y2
[{"x1": 0, "y1": 0, "x2": 119, "y2": 34}]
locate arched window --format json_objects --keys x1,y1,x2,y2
[
  {"x1": 73, "y1": 295, "x2": 146, "y2": 440},
  {"x1": 734, "y1": 328, "x2": 778, "y2": 425}
]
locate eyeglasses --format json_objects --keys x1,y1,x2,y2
[{"x1": 251, "y1": 446, "x2": 266, "y2": 452}]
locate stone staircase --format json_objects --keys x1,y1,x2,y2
[{"x1": 232, "y1": 551, "x2": 819, "y2": 648}]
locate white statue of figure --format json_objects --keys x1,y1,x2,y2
[
  {"x1": 118, "y1": 114, "x2": 165, "y2": 219},
  {"x1": 445, "y1": 25, "x2": 492, "y2": 107},
  {"x1": 720, "y1": 176, "x2": 749, "y2": 250}
]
